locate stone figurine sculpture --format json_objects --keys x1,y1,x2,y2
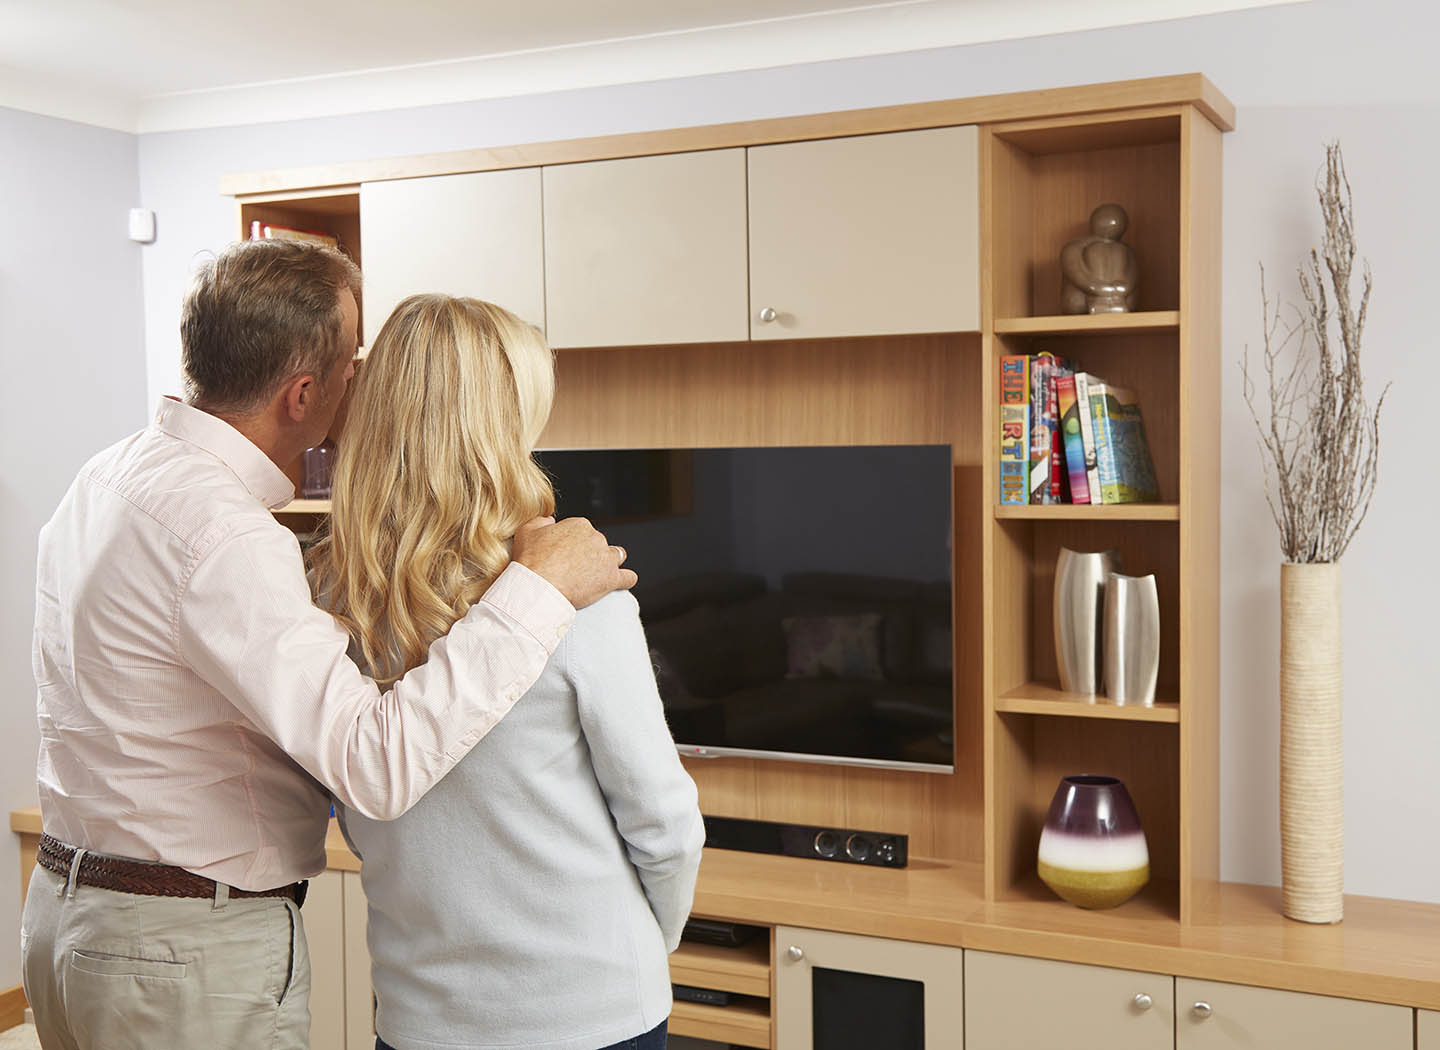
[{"x1": 1060, "y1": 203, "x2": 1138, "y2": 314}]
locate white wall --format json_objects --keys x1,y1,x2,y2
[
  {"x1": 0, "y1": 106, "x2": 147, "y2": 982},
  {"x1": 0, "y1": 0, "x2": 1424, "y2": 991}
]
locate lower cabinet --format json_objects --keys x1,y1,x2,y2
[
  {"x1": 1421, "y1": 1009, "x2": 1439, "y2": 1049},
  {"x1": 964, "y1": 950, "x2": 1172, "y2": 1050},
  {"x1": 301, "y1": 870, "x2": 374, "y2": 1050},
  {"x1": 1174, "y1": 978, "x2": 1413, "y2": 1050},
  {"x1": 773, "y1": 926, "x2": 964, "y2": 1049}
]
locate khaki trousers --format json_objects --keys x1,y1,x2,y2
[{"x1": 21, "y1": 864, "x2": 311, "y2": 1050}]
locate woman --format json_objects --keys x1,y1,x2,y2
[{"x1": 310, "y1": 294, "x2": 704, "y2": 1050}]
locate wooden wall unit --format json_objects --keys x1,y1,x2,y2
[{"x1": 202, "y1": 75, "x2": 1440, "y2": 1033}]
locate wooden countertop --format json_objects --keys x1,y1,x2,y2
[{"x1": 14, "y1": 807, "x2": 1440, "y2": 1009}]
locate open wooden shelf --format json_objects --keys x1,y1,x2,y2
[
  {"x1": 995, "y1": 502, "x2": 1179, "y2": 521},
  {"x1": 671, "y1": 937, "x2": 771, "y2": 998},
  {"x1": 996, "y1": 683, "x2": 1179, "y2": 723},
  {"x1": 994, "y1": 311, "x2": 1179, "y2": 335},
  {"x1": 670, "y1": 996, "x2": 771, "y2": 1048}
]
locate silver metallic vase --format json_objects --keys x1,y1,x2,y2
[
  {"x1": 1054, "y1": 548, "x2": 1120, "y2": 694},
  {"x1": 1103, "y1": 572, "x2": 1160, "y2": 704}
]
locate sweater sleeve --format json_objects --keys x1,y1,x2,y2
[{"x1": 568, "y1": 591, "x2": 705, "y2": 952}]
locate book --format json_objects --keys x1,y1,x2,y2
[
  {"x1": 999, "y1": 355, "x2": 1030, "y2": 505},
  {"x1": 1028, "y1": 352, "x2": 1067, "y2": 505},
  {"x1": 1054, "y1": 374, "x2": 1091, "y2": 504},
  {"x1": 249, "y1": 220, "x2": 339, "y2": 248},
  {"x1": 1090, "y1": 384, "x2": 1160, "y2": 503},
  {"x1": 1086, "y1": 378, "x2": 1113, "y2": 504},
  {"x1": 1072, "y1": 372, "x2": 1103, "y2": 504}
]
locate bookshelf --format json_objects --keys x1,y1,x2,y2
[{"x1": 981, "y1": 106, "x2": 1221, "y2": 923}]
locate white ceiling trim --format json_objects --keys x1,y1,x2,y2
[{"x1": 4, "y1": 0, "x2": 1303, "y2": 135}]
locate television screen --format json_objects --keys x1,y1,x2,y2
[{"x1": 535, "y1": 444, "x2": 954, "y2": 773}]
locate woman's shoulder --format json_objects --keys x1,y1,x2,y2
[{"x1": 567, "y1": 589, "x2": 643, "y2": 659}]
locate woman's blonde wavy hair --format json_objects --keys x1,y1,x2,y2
[{"x1": 308, "y1": 294, "x2": 556, "y2": 686}]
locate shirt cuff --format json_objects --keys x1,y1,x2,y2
[{"x1": 482, "y1": 561, "x2": 577, "y2": 651}]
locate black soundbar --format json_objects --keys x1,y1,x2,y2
[{"x1": 703, "y1": 815, "x2": 908, "y2": 868}]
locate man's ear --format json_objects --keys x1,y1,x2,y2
[{"x1": 280, "y1": 373, "x2": 318, "y2": 423}]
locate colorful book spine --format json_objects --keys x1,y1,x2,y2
[
  {"x1": 1092, "y1": 384, "x2": 1161, "y2": 503},
  {"x1": 1054, "y1": 374, "x2": 1091, "y2": 504},
  {"x1": 999, "y1": 355, "x2": 1031, "y2": 505},
  {"x1": 1074, "y1": 373, "x2": 1103, "y2": 504},
  {"x1": 1028, "y1": 352, "x2": 1066, "y2": 505},
  {"x1": 1087, "y1": 379, "x2": 1115, "y2": 503},
  {"x1": 1047, "y1": 367, "x2": 1071, "y2": 502}
]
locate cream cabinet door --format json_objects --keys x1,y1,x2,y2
[
  {"x1": 1420, "y1": 1008, "x2": 1439, "y2": 1049},
  {"x1": 360, "y1": 169, "x2": 545, "y2": 340},
  {"x1": 747, "y1": 126, "x2": 980, "y2": 340},
  {"x1": 965, "y1": 950, "x2": 1172, "y2": 1050},
  {"x1": 1176, "y1": 978, "x2": 1412, "y2": 1050},
  {"x1": 342, "y1": 871, "x2": 375, "y2": 1050},
  {"x1": 302, "y1": 870, "x2": 346, "y2": 1050},
  {"x1": 774, "y1": 925, "x2": 963, "y2": 1049},
  {"x1": 542, "y1": 148, "x2": 749, "y2": 348}
]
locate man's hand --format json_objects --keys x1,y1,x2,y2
[{"x1": 512, "y1": 516, "x2": 637, "y2": 610}]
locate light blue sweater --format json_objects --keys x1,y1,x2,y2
[{"x1": 339, "y1": 591, "x2": 705, "y2": 1050}]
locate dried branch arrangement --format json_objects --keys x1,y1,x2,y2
[{"x1": 1242, "y1": 142, "x2": 1389, "y2": 563}]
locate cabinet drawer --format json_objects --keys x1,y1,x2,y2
[
  {"x1": 964, "y1": 950, "x2": 1171, "y2": 1050},
  {"x1": 1175, "y1": 978, "x2": 1411, "y2": 1050}
]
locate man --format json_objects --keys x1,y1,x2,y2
[{"x1": 21, "y1": 239, "x2": 634, "y2": 1049}]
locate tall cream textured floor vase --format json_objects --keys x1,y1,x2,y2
[{"x1": 1279, "y1": 562, "x2": 1344, "y2": 923}]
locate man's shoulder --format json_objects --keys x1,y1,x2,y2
[{"x1": 76, "y1": 424, "x2": 286, "y2": 554}]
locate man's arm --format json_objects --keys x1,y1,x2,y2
[{"x1": 176, "y1": 518, "x2": 622, "y2": 821}]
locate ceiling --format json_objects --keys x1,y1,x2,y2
[{"x1": 1, "y1": 0, "x2": 1297, "y2": 133}]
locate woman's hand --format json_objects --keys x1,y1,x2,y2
[{"x1": 511, "y1": 516, "x2": 637, "y2": 610}]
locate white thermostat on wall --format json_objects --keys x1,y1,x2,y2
[{"x1": 128, "y1": 207, "x2": 156, "y2": 244}]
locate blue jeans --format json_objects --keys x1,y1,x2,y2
[{"x1": 377, "y1": 1018, "x2": 667, "y2": 1050}]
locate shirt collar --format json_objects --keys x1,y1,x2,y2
[{"x1": 153, "y1": 398, "x2": 296, "y2": 510}]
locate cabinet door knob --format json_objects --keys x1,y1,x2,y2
[
  {"x1": 1132, "y1": 993, "x2": 1153, "y2": 1011},
  {"x1": 786, "y1": 945, "x2": 805, "y2": 962},
  {"x1": 758, "y1": 307, "x2": 778, "y2": 323},
  {"x1": 1192, "y1": 1001, "x2": 1213, "y2": 1019}
]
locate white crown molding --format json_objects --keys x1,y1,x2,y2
[
  {"x1": 5, "y1": 0, "x2": 1304, "y2": 136},
  {"x1": 0, "y1": 67, "x2": 140, "y2": 133}
]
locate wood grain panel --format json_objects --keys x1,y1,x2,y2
[
  {"x1": 544, "y1": 335, "x2": 984, "y2": 862},
  {"x1": 221, "y1": 75, "x2": 1234, "y2": 196},
  {"x1": 0, "y1": 985, "x2": 26, "y2": 1033},
  {"x1": 1178, "y1": 107, "x2": 1224, "y2": 923}
]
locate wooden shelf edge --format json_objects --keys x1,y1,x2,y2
[
  {"x1": 671, "y1": 938, "x2": 771, "y2": 998},
  {"x1": 994, "y1": 503, "x2": 1179, "y2": 521},
  {"x1": 276, "y1": 498, "x2": 332, "y2": 515},
  {"x1": 669, "y1": 999, "x2": 771, "y2": 1049},
  {"x1": 993, "y1": 311, "x2": 1179, "y2": 335},
  {"x1": 995, "y1": 690, "x2": 1180, "y2": 723}
]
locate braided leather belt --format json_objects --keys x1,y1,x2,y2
[{"x1": 38, "y1": 834, "x2": 306, "y2": 907}]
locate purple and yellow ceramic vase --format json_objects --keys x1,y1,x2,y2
[{"x1": 1037, "y1": 775, "x2": 1150, "y2": 909}]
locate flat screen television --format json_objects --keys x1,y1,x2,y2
[{"x1": 534, "y1": 444, "x2": 954, "y2": 773}]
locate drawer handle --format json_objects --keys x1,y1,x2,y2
[
  {"x1": 786, "y1": 945, "x2": 805, "y2": 962},
  {"x1": 758, "y1": 307, "x2": 778, "y2": 323},
  {"x1": 1133, "y1": 993, "x2": 1153, "y2": 1011},
  {"x1": 1192, "y1": 1001, "x2": 1213, "y2": 1019}
]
